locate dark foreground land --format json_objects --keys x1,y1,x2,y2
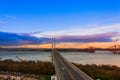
[{"x1": 0, "y1": 59, "x2": 120, "y2": 80}]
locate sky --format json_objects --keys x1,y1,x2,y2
[{"x1": 0, "y1": 0, "x2": 120, "y2": 43}]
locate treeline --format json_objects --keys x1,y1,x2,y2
[
  {"x1": 74, "y1": 63, "x2": 120, "y2": 80},
  {"x1": 0, "y1": 59, "x2": 120, "y2": 80},
  {"x1": 0, "y1": 59, "x2": 55, "y2": 75}
]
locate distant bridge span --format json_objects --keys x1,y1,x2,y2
[{"x1": 85, "y1": 45, "x2": 120, "y2": 54}]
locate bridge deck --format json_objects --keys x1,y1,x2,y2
[{"x1": 52, "y1": 49, "x2": 93, "y2": 80}]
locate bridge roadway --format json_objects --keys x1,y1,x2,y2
[{"x1": 52, "y1": 49, "x2": 93, "y2": 80}]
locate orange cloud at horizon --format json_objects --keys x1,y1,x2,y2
[{"x1": 1, "y1": 41, "x2": 120, "y2": 49}]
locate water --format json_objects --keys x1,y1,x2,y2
[{"x1": 0, "y1": 51, "x2": 120, "y2": 67}]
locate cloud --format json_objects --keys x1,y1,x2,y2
[
  {"x1": 0, "y1": 31, "x2": 45, "y2": 46},
  {"x1": 31, "y1": 23, "x2": 120, "y2": 42},
  {"x1": 3, "y1": 14, "x2": 16, "y2": 19},
  {"x1": 55, "y1": 32, "x2": 119, "y2": 42},
  {"x1": 0, "y1": 31, "x2": 119, "y2": 46},
  {"x1": 32, "y1": 23, "x2": 120, "y2": 36}
]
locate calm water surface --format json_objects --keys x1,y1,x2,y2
[{"x1": 0, "y1": 51, "x2": 120, "y2": 66}]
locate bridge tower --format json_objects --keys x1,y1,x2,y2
[
  {"x1": 51, "y1": 36, "x2": 56, "y2": 62},
  {"x1": 52, "y1": 36, "x2": 56, "y2": 50}
]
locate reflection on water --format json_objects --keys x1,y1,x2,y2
[{"x1": 0, "y1": 51, "x2": 120, "y2": 67}]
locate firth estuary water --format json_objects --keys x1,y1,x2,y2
[{"x1": 0, "y1": 51, "x2": 120, "y2": 67}]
